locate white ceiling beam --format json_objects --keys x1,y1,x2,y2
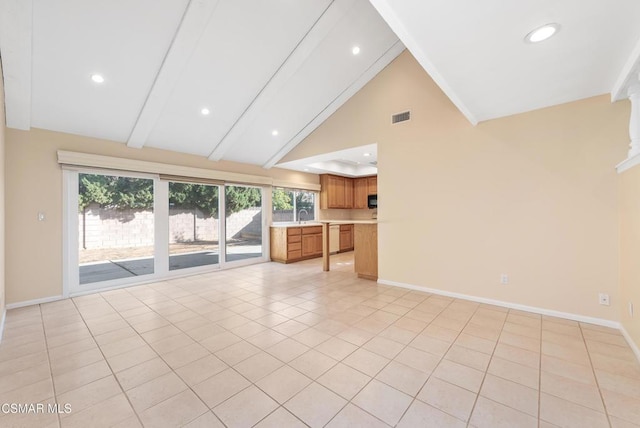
[
  {"x1": 207, "y1": 0, "x2": 357, "y2": 161},
  {"x1": 611, "y1": 36, "x2": 640, "y2": 102},
  {"x1": 263, "y1": 40, "x2": 405, "y2": 169},
  {"x1": 367, "y1": 0, "x2": 478, "y2": 126},
  {"x1": 127, "y1": 0, "x2": 219, "y2": 148},
  {"x1": 0, "y1": 0, "x2": 32, "y2": 130}
]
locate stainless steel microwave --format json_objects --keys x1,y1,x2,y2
[{"x1": 367, "y1": 194, "x2": 377, "y2": 209}]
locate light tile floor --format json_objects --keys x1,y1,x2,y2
[{"x1": 1, "y1": 252, "x2": 639, "y2": 427}]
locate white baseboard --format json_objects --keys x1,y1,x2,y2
[
  {"x1": 5, "y1": 295, "x2": 64, "y2": 310},
  {"x1": 377, "y1": 278, "x2": 620, "y2": 329},
  {"x1": 620, "y1": 324, "x2": 640, "y2": 364},
  {"x1": 0, "y1": 309, "x2": 6, "y2": 344}
]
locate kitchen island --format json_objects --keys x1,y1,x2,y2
[{"x1": 318, "y1": 220, "x2": 378, "y2": 280}]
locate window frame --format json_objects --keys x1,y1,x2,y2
[
  {"x1": 271, "y1": 188, "x2": 319, "y2": 224},
  {"x1": 63, "y1": 168, "x2": 271, "y2": 298}
]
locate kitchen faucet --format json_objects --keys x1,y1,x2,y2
[{"x1": 298, "y1": 209, "x2": 309, "y2": 224}]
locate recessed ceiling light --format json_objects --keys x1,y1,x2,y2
[
  {"x1": 303, "y1": 168, "x2": 309, "y2": 171},
  {"x1": 352, "y1": 46, "x2": 361, "y2": 55},
  {"x1": 90, "y1": 74, "x2": 105, "y2": 84},
  {"x1": 525, "y1": 23, "x2": 560, "y2": 43},
  {"x1": 363, "y1": 152, "x2": 371, "y2": 157},
  {"x1": 201, "y1": 107, "x2": 210, "y2": 115},
  {"x1": 272, "y1": 130, "x2": 279, "y2": 136}
]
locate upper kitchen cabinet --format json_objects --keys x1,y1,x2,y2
[
  {"x1": 353, "y1": 178, "x2": 368, "y2": 209},
  {"x1": 352, "y1": 175, "x2": 377, "y2": 209},
  {"x1": 320, "y1": 174, "x2": 353, "y2": 209},
  {"x1": 321, "y1": 174, "x2": 377, "y2": 209},
  {"x1": 367, "y1": 176, "x2": 377, "y2": 195}
]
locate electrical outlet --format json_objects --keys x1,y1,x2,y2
[
  {"x1": 500, "y1": 274, "x2": 509, "y2": 285},
  {"x1": 629, "y1": 301, "x2": 634, "y2": 317},
  {"x1": 598, "y1": 293, "x2": 610, "y2": 306},
  {"x1": 37, "y1": 212, "x2": 45, "y2": 221}
]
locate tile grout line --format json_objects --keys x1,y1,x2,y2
[
  {"x1": 68, "y1": 296, "x2": 147, "y2": 428},
  {"x1": 6, "y1": 255, "x2": 638, "y2": 428},
  {"x1": 319, "y1": 288, "x2": 437, "y2": 427},
  {"x1": 97, "y1": 274, "x2": 362, "y2": 427},
  {"x1": 97, "y1": 288, "x2": 229, "y2": 427},
  {"x1": 38, "y1": 304, "x2": 62, "y2": 428},
  {"x1": 391, "y1": 297, "x2": 463, "y2": 428},
  {"x1": 578, "y1": 322, "x2": 613, "y2": 428},
  {"x1": 390, "y1": 295, "x2": 472, "y2": 427},
  {"x1": 238, "y1": 281, "x2": 413, "y2": 427},
  {"x1": 464, "y1": 306, "x2": 510, "y2": 428}
]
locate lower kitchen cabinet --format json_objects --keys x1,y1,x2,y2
[
  {"x1": 339, "y1": 224, "x2": 354, "y2": 252},
  {"x1": 271, "y1": 225, "x2": 323, "y2": 263}
]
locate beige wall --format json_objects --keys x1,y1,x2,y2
[
  {"x1": 0, "y1": 63, "x2": 5, "y2": 324},
  {"x1": 5, "y1": 128, "x2": 318, "y2": 304},
  {"x1": 619, "y1": 165, "x2": 640, "y2": 349},
  {"x1": 290, "y1": 51, "x2": 629, "y2": 321}
]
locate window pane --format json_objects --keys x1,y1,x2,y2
[
  {"x1": 296, "y1": 192, "x2": 315, "y2": 221},
  {"x1": 169, "y1": 182, "x2": 220, "y2": 270},
  {"x1": 225, "y1": 185, "x2": 263, "y2": 261},
  {"x1": 272, "y1": 189, "x2": 316, "y2": 222},
  {"x1": 272, "y1": 189, "x2": 294, "y2": 222},
  {"x1": 78, "y1": 173, "x2": 154, "y2": 284}
]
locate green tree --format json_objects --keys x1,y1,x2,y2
[
  {"x1": 272, "y1": 189, "x2": 293, "y2": 210},
  {"x1": 79, "y1": 174, "x2": 153, "y2": 210},
  {"x1": 169, "y1": 183, "x2": 219, "y2": 217},
  {"x1": 79, "y1": 174, "x2": 263, "y2": 217},
  {"x1": 225, "y1": 186, "x2": 261, "y2": 216}
]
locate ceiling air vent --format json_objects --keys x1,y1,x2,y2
[{"x1": 392, "y1": 110, "x2": 411, "y2": 124}]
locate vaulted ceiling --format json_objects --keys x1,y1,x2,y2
[
  {"x1": 0, "y1": 0, "x2": 403, "y2": 168},
  {"x1": 1, "y1": 0, "x2": 640, "y2": 170},
  {"x1": 369, "y1": 0, "x2": 640, "y2": 124}
]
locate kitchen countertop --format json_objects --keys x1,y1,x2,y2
[
  {"x1": 270, "y1": 222, "x2": 323, "y2": 228},
  {"x1": 270, "y1": 220, "x2": 377, "y2": 227},
  {"x1": 317, "y1": 220, "x2": 377, "y2": 224}
]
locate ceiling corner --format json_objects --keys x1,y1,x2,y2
[
  {"x1": 367, "y1": 0, "x2": 479, "y2": 126},
  {"x1": 262, "y1": 39, "x2": 406, "y2": 169},
  {"x1": 611, "y1": 35, "x2": 640, "y2": 102}
]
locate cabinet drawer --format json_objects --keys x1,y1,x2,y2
[
  {"x1": 340, "y1": 224, "x2": 353, "y2": 231},
  {"x1": 287, "y1": 235, "x2": 301, "y2": 243},
  {"x1": 287, "y1": 250, "x2": 302, "y2": 260},
  {"x1": 302, "y1": 226, "x2": 322, "y2": 235},
  {"x1": 287, "y1": 227, "x2": 302, "y2": 236},
  {"x1": 288, "y1": 242, "x2": 301, "y2": 251}
]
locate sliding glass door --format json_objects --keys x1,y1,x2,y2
[
  {"x1": 168, "y1": 182, "x2": 220, "y2": 270},
  {"x1": 65, "y1": 169, "x2": 268, "y2": 295},
  {"x1": 224, "y1": 185, "x2": 263, "y2": 263},
  {"x1": 78, "y1": 172, "x2": 155, "y2": 285}
]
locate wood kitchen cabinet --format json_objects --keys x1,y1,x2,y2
[
  {"x1": 354, "y1": 223, "x2": 378, "y2": 280},
  {"x1": 367, "y1": 176, "x2": 377, "y2": 195},
  {"x1": 344, "y1": 179, "x2": 353, "y2": 209},
  {"x1": 353, "y1": 178, "x2": 368, "y2": 209},
  {"x1": 352, "y1": 175, "x2": 377, "y2": 209},
  {"x1": 320, "y1": 174, "x2": 353, "y2": 209},
  {"x1": 301, "y1": 226, "x2": 323, "y2": 257},
  {"x1": 321, "y1": 174, "x2": 376, "y2": 209},
  {"x1": 271, "y1": 225, "x2": 323, "y2": 263},
  {"x1": 339, "y1": 224, "x2": 354, "y2": 252}
]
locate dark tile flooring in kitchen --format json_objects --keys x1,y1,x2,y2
[{"x1": 0, "y1": 252, "x2": 639, "y2": 427}]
